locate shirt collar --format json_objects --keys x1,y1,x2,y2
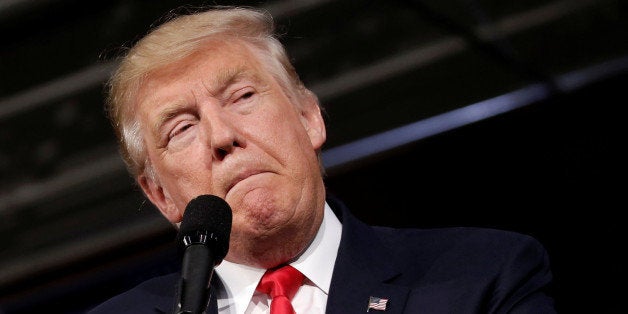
[
  {"x1": 291, "y1": 202, "x2": 342, "y2": 293},
  {"x1": 214, "y1": 201, "x2": 342, "y2": 313}
]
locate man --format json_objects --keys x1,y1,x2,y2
[{"x1": 89, "y1": 6, "x2": 555, "y2": 314}]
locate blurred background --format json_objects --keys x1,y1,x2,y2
[{"x1": 1, "y1": 0, "x2": 626, "y2": 313}]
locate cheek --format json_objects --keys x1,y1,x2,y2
[
  {"x1": 157, "y1": 153, "x2": 212, "y2": 199},
  {"x1": 162, "y1": 138, "x2": 211, "y2": 174},
  {"x1": 265, "y1": 111, "x2": 311, "y2": 149}
]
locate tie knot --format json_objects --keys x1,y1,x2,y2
[{"x1": 256, "y1": 264, "x2": 304, "y2": 301}]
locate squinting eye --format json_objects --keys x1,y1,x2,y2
[
  {"x1": 235, "y1": 91, "x2": 255, "y2": 103},
  {"x1": 231, "y1": 86, "x2": 256, "y2": 103},
  {"x1": 169, "y1": 123, "x2": 193, "y2": 139},
  {"x1": 238, "y1": 91, "x2": 254, "y2": 101}
]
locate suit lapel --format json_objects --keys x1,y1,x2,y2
[{"x1": 326, "y1": 197, "x2": 410, "y2": 314}]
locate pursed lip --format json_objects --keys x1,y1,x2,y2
[{"x1": 226, "y1": 169, "x2": 266, "y2": 195}]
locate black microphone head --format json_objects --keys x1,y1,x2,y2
[{"x1": 177, "y1": 194, "x2": 232, "y2": 265}]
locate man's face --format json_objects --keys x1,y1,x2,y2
[{"x1": 134, "y1": 39, "x2": 327, "y2": 267}]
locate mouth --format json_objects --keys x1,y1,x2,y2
[{"x1": 226, "y1": 170, "x2": 265, "y2": 195}]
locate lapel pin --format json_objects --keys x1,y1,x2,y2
[{"x1": 367, "y1": 296, "x2": 388, "y2": 311}]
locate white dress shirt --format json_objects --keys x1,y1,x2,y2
[{"x1": 214, "y1": 202, "x2": 342, "y2": 314}]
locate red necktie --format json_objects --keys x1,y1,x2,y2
[{"x1": 256, "y1": 265, "x2": 304, "y2": 314}]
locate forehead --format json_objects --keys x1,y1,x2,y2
[
  {"x1": 132, "y1": 39, "x2": 278, "y2": 130},
  {"x1": 145, "y1": 39, "x2": 267, "y2": 91}
]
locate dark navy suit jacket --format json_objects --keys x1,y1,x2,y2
[{"x1": 88, "y1": 196, "x2": 555, "y2": 313}]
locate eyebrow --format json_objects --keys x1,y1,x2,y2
[{"x1": 208, "y1": 66, "x2": 264, "y2": 96}]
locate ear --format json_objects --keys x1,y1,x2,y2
[
  {"x1": 138, "y1": 173, "x2": 182, "y2": 224},
  {"x1": 299, "y1": 91, "x2": 326, "y2": 150}
]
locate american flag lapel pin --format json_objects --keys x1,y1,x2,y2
[{"x1": 367, "y1": 296, "x2": 389, "y2": 311}]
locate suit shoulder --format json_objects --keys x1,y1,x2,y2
[
  {"x1": 375, "y1": 225, "x2": 548, "y2": 267},
  {"x1": 377, "y1": 225, "x2": 543, "y2": 248},
  {"x1": 87, "y1": 272, "x2": 179, "y2": 314}
]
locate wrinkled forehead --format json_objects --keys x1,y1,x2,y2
[
  {"x1": 133, "y1": 38, "x2": 272, "y2": 105},
  {"x1": 149, "y1": 40, "x2": 261, "y2": 86}
]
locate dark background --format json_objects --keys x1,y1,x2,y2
[{"x1": 1, "y1": 1, "x2": 626, "y2": 313}]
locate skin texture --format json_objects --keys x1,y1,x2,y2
[{"x1": 134, "y1": 38, "x2": 327, "y2": 269}]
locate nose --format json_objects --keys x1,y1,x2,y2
[{"x1": 202, "y1": 111, "x2": 240, "y2": 161}]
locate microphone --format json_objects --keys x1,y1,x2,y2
[{"x1": 174, "y1": 194, "x2": 232, "y2": 314}]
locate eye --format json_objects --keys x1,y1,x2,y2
[
  {"x1": 169, "y1": 121, "x2": 195, "y2": 140},
  {"x1": 232, "y1": 88, "x2": 256, "y2": 104},
  {"x1": 239, "y1": 91, "x2": 254, "y2": 100}
]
